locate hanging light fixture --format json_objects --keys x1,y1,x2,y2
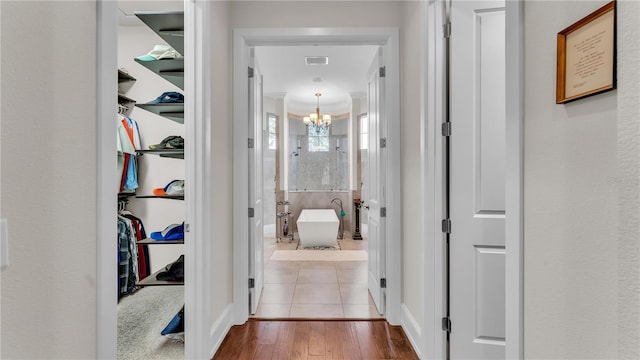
[{"x1": 303, "y1": 92, "x2": 331, "y2": 132}]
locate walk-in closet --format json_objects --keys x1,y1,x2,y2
[{"x1": 116, "y1": 2, "x2": 185, "y2": 359}]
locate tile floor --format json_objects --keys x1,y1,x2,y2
[{"x1": 252, "y1": 233, "x2": 383, "y2": 319}]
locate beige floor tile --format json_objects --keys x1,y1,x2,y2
[
  {"x1": 339, "y1": 283, "x2": 371, "y2": 305},
  {"x1": 293, "y1": 283, "x2": 342, "y2": 304},
  {"x1": 264, "y1": 267, "x2": 299, "y2": 284},
  {"x1": 342, "y1": 305, "x2": 383, "y2": 319},
  {"x1": 334, "y1": 261, "x2": 368, "y2": 270},
  {"x1": 253, "y1": 303, "x2": 291, "y2": 318},
  {"x1": 337, "y1": 268, "x2": 368, "y2": 284},
  {"x1": 260, "y1": 283, "x2": 296, "y2": 304},
  {"x1": 297, "y1": 267, "x2": 338, "y2": 283},
  {"x1": 290, "y1": 304, "x2": 344, "y2": 318}
]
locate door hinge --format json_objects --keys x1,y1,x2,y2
[
  {"x1": 379, "y1": 66, "x2": 386, "y2": 78},
  {"x1": 248, "y1": 208, "x2": 255, "y2": 218},
  {"x1": 380, "y1": 138, "x2": 387, "y2": 149},
  {"x1": 441, "y1": 122, "x2": 452, "y2": 137},
  {"x1": 184, "y1": 223, "x2": 190, "y2": 233},
  {"x1": 248, "y1": 138, "x2": 254, "y2": 148},
  {"x1": 380, "y1": 207, "x2": 387, "y2": 218},
  {"x1": 442, "y1": 317, "x2": 451, "y2": 332},
  {"x1": 380, "y1": 278, "x2": 387, "y2": 288},
  {"x1": 249, "y1": 278, "x2": 255, "y2": 288},
  {"x1": 248, "y1": 67, "x2": 254, "y2": 78},
  {"x1": 442, "y1": 218, "x2": 451, "y2": 234},
  {"x1": 443, "y1": 22, "x2": 451, "y2": 39}
]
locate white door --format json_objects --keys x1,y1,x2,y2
[
  {"x1": 367, "y1": 49, "x2": 386, "y2": 315},
  {"x1": 449, "y1": 0, "x2": 506, "y2": 358},
  {"x1": 248, "y1": 51, "x2": 264, "y2": 315}
]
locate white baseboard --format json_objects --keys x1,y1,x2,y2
[
  {"x1": 208, "y1": 304, "x2": 234, "y2": 358},
  {"x1": 401, "y1": 303, "x2": 423, "y2": 359}
]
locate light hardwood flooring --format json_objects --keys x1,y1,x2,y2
[{"x1": 253, "y1": 235, "x2": 382, "y2": 319}]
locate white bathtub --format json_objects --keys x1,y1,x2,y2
[{"x1": 296, "y1": 209, "x2": 339, "y2": 248}]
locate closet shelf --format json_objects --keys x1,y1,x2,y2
[
  {"x1": 136, "y1": 268, "x2": 184, "y2": 287},
  {"x1": 118, "y1": 70, "x2": 136, "y2": 94},
  {"x1": 134, "y1": 58, "x2": 184, "y2": 90},
  {"x1": 136, "y1": 194, "x2": 184, "y2": 200},
  {"x1": 137, "y1": 149, "x2": 184, "y2": 159},
  {"x1": 135, "y1": 103, "x2": 184, "y2": 123},
  {"x1": 118, "y1": 192, "x2": 136, "y2": 199},
  {"x1": 118, "y1": 93, "x2": 136, "y2": 104},
  {"x1": 138, "y1": 238, "x2": 184, "y2": 245},
  {"x1": 134, "y1": 11, "x2": 185, "y2": 55}
]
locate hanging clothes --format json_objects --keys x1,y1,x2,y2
[
  {"x1": 117, "y1": 210, "x2": 149, "y2": 299},
  {"x1": 117, "y1": 114, "x2": 142, "y2": 193}
]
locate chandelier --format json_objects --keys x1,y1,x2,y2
[{"x1": 303, "y1": 92, "x2": 331, "y2": 132}]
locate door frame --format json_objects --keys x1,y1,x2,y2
[
  {"x1": 421, "y1": 0, "x2": 523, "y2": 358},
  {"x1": 232, "y1": 27, "x2": 402, "y2": 325},
  {"x1": 96, "y1": 0, "x2": 212, "y2": 358}
]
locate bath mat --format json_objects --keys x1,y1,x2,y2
[
  {"x1": 296, "y1": 243, "x2": 341, "y2": 250},
  {"x1": 270, "y1": 249, "x2": 367, "y2": 261}
]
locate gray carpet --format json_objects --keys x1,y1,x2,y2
[{"x1": 118, "y1": 286, "x2": 184, "y2": 360}]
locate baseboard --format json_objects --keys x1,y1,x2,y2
[
  {"x1": 208, "y1": 304, "x2": 234, "y2": 359},
  {"x1": 401, "y1": 303, "x2": 423, "y2": 359}
]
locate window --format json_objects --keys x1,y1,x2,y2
[
  {"x1": 359, "y1": 114, "x2": 368, "y2": 150},
  {"x1": 308, "y1": 123, "x2": 330, "y2": 152},
  {"x1": 268, "y1": 114, "x2": 277, "y2": 150}
]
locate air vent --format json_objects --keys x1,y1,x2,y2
[{"x1": 305, "y1": 56, "x2": 329, "y2": 65}]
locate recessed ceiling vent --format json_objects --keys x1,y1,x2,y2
[{"x1": 305, "y1": 56, "x2": 329, "y2": 65}]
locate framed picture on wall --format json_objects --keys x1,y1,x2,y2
[{"x1": 556, "y1": 1, "x2": 616, "y2": 104}]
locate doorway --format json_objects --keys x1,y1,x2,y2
[
  {"x1": 232, "y1": 28, "x2": 402, "y2": 325},
  {"x1": 249, "y1": 45, "x2": 381, "y2": 319}
]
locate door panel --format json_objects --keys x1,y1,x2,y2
[
  {"x1": 248, "y1": 53, "x2": 264, "y2": 315},
  {"x1": 367, "y1": 49, "x2": 385, "y2": 315},
  {"x1": 450, "y1": 1, "x2": 506, "y2": 358}
]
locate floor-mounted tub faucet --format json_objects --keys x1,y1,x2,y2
[{"x1": 330, "y1": 198, "x2": 345, "y2": 239}]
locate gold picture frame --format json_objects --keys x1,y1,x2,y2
[{"x1": 556, "y1": 1, "x2": 616, "y2": 104}]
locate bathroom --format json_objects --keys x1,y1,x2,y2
[{"x1": 254, "y1": 45, "x2": 378, "y2": 319}]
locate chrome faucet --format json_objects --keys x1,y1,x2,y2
[
  {"x1": 330, "y1": 198, "x2": 343, "y2": 212},
  {"x1": 330, "y1": 198, "x2": 345, "y2": 239}
]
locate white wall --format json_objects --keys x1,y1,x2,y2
[
  {"x1": 400, "y1": 0, "x2": 424, "y2": 328},
  {"x1": 1, "y1": 1, "x2": 98, "y2": 358},
  {"x1": 524, "y1": 1, "x2": 639, "y2": 358},
  {"x1": 615, "y1": 1, "x2": 640, "y2": 357},
  {"x1": 210, "y1": 0, "x2": 234, "y2": 331}
]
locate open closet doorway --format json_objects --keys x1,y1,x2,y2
[
  {"x1": 98, "y1": 1, "x2": 212, "y2": 359},
  {"x1": 232, "y1": 28, "x2": 402, "y2": 325}
]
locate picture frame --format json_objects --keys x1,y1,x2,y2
[{"x1": 556, "y1": 1, "x2": 616, "y2": 104}]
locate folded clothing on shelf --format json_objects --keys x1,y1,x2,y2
[
  {"x1": 150, "y1": 223, "x2": 184, "y2": 241},
  {"x1": 156, "y1": 254, "x2": 184, "y2": 282},
  {"x1": 135, "y1": 44, "x2": 182, "y2": 61},
  {"x1": 147, "y1": 91, "x2": 184, "y2": 104},
  {"x1": 152, "y1": 179, "x2": 184, "y2": 196},
  {"x1": 149, "y1": 135, "x2": 184, "y2": 150}
]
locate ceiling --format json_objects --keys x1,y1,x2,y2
[
  {"x1": 255, "y1": 46, "x2": 378, "y2": 114},
  {"x1": 117, "y1": 2, "x2": 377, "y2": 114}
]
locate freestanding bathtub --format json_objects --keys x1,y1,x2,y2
[{"x1": 296, "y1": 209, "x2": 339, "y2": 248}]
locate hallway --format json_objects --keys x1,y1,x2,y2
[{"x1": 212, "y1": 319, "x2": 418, "y2": 360}]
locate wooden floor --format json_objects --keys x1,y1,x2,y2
[{"x1": 212, "y1": 319, "x2": 419, "y2": 360}]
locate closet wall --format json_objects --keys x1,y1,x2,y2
[{"x1": 118, "y1": 20, "x2": 185, "y2": 273}]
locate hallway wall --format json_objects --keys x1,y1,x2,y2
[
  {"x1": 523, "y1": 1, "x2": 639, "y2": 358},
  {"x1": 0, "y1": 1, "x2": 98, "y2": 358}
]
